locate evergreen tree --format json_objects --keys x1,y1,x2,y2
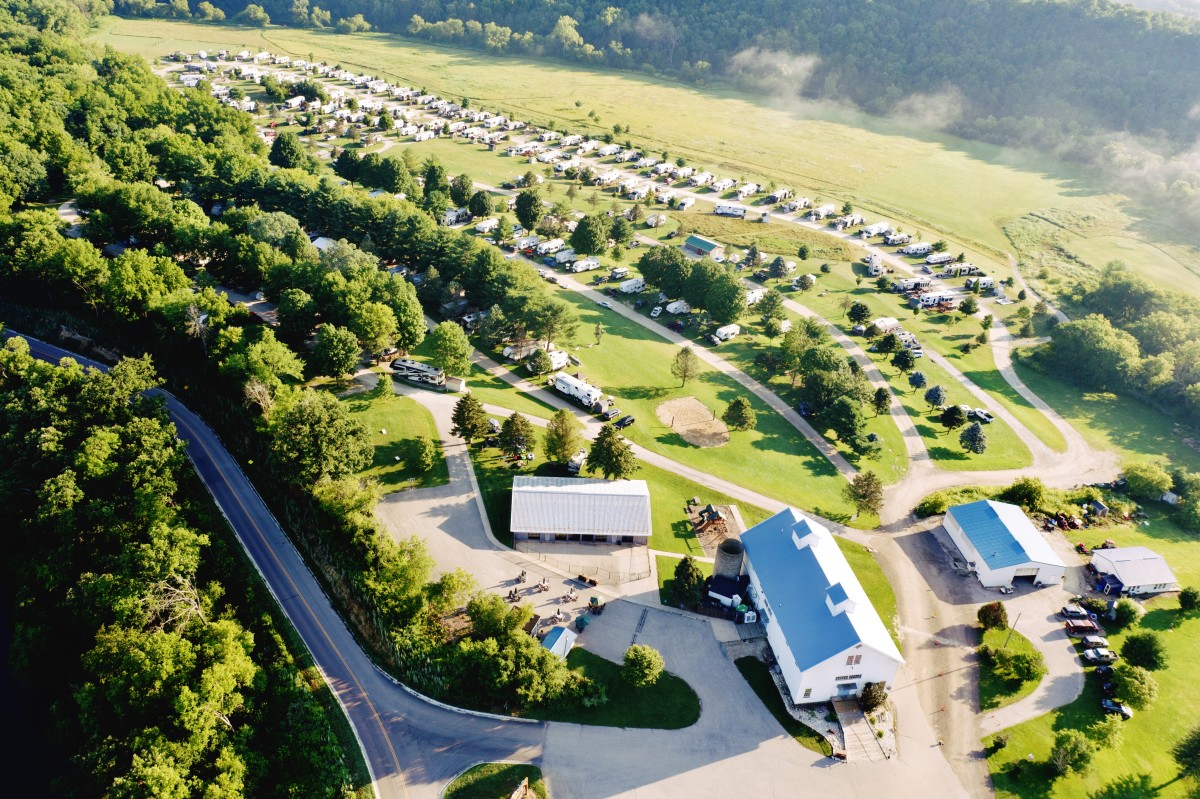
[
  {"x1": 542, "y1": 409, "x2": 584, "y2": 464},
  {"x1": 960, "y1": 421, "x2": 988, "y2": 454},
  {"x1": 587, "y1": 424, "x2": 639, "y2": 479},
  {"x1": 451, "y1": 393, "x2": 489, "y2": 442},
  {"x1": 498, "y1": 412, "x2": 536, "y2": 458},
  {"x1": 843, "y1": 470, "x2": 883, "y2": 518},
  {"x1": 722, "y1": 397, "x2": 757, "y2": 431}
]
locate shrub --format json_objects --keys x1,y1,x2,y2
[
  {"x1": 1008, "y1": 652, "x2": 1046, "y2": 682},
  {"x1": 1122, "y1": 631, "x2": 1167, "y2": 670},
  {"x1": 990, "y1": 733, "x2": 1009, "y2": 753},
  {"x1": 999, "y1": 476, "x2": 1046, "y2": 510},
  {"x1": 622, "y1": 644, "x2": 665, "y2": 687},
  {"x1": 859, "y1": 681, "x2": 888, "y2": 713},
  {"x1": 977, "y1": 643, "x2": 996, "y2": 667},
  {"x1": 978, "y1": 601, "x2": 1009, "y2": 630},
  {"x1": 1180, "y1": 586, "x2": 1199, "y2": 612},
  {"x1": 1112, "y1": 596, "x2": 1145, "y2": 628},
  {"x1": 1081, "y1": 597, "x2": 1108, "y2": 617},
  {"x1": 915, "y1": 493, "x2": 949, "y2": 517}
]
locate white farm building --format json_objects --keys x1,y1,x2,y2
[
  {"x1": 1091, "y1": 547, "x2": 1178, "y2": 596},
  {"x1": 944, "y1": 500, "x2": 1066, "y2": 589},
  {"x1": 740, "y1": 509, "x2": 903, "y2": 703},
  {"x1": 509, "y1": 476, "x2": 651, "y2": 544}
]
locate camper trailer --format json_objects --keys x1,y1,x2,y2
[
  {"x1": 619, "y1": 277, "x2": 645, "y2": 294},
  {"x1": 714, "y1": 204, "x2": 746, "y2": 218},
  {"x1": 553, "y1": 372, "x2": 603, "y2": 408}
]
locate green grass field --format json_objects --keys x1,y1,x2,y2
[
  {"x1": 1012, "y1": 358, "x2": 1200, "y2": 474},
  {"x1": 470, "y1": 279, "x2": 864, "y2": 524},
  {"x1": 340, "y1": 382, "x2": 449, "y2": 490},
  {"x1": 443, "y1": 763, "x2": 548, "y2": 799},
  {"x1": 530, "y1": 648, "x2": 701, "y2": 729},
  {"x1": 90, "y1": 17, "x2": 1200, "y2": 300},
  {"x1": 978, "y1": 626, "x2": 1043, "y2": 711},
  {"x1": 734, "y1": 656, "x2": 834, "y2": 757},
  {"x1": 786, "y1": 266, "x2": 1062, "y2": 458},
  {"x1": 985, "y1": 506, "x2": 1200, "y2": 798}
]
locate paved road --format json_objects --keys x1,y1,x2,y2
[{"x1": 14, "y1": 334, "x2": 545, "y2": 799}]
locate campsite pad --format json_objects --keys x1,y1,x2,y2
[{"x1": 655, "y1": 396, "x2": 729, "y2": 448}]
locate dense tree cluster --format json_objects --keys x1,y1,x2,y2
[
  {"x1": 169, "y1": 0, "x2": 1200, "y2": 153},
  {"x1": 0, "y1": 340, "x2": 353, "y2": 797},
  {"x1": 0, "y1": 3, "x2": 590, "y2": 789}
]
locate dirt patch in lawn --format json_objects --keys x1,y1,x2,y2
[{"x1": 656, "y1": 396, "x2": 729, "y2": 448}]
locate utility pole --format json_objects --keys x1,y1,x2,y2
[{"x1": 1003, "y1": 612, "x2": 1022, "y2": 649}]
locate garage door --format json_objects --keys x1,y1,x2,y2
[{"x1": 1013, "y1": 567, "x2": 1039, "y2": 577}]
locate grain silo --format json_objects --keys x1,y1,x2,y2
[{"x1": 714, "y1": 538, "x2": 745, "y2": 581}]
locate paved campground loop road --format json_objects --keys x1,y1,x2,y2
[{"x1": 33, "y1": 69, "x2": 1119, "y2": 799}]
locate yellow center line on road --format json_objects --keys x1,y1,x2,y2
[{"x1": 171, "y1": 410, "x2": 411, "y2": 799}]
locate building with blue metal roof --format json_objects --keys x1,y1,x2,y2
[
  {"x1": 740, "y1": 508, "x2": 903, "y2": 704},
  {"x1": 944, "y1": 500, "x2": 1066, "y2": 589}
]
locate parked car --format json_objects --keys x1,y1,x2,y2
[
  {"x1": 911, "y1": 349, "x2": 924, "y2": 358},
  {"x1": 1095, "y1": 665, "x2": 1115, "y2": 679},
  {"x1": 601, "y1": 407, "x2": 621, "y2": 421},
  {"x1": 1101, "y1": 699, "x2": 1133, "y2": 719},
  {"x1": 1060, "y1": 604, "x2": 1089, "y2": 619},
  {"x1": 797, "y1": 401, "x2": 813, "y2": 417},
  {"x1": 1081, "y1": 635, "x2": 1110, "y2": 649},
  {"x1": 615, "y1": 415, "x2": 636, "y2": 429},
  {"x1": 1083, "y1": 648, "x2": 1118, "y2": 664},
  {"x1": 650, "y1": 306, "x2": 663, "y2": 318},
  {"x1": 597, "y1": 300, "x2": 613, "y2": 309},
  {"x1": 974, "y1": 409, "x2": 994, "y2": 423},
  {"x1": 1101, "y1": 681, "x2": 1117, "y2": 697}
]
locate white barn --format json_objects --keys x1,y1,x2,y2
[
  {"x1": 1091, "y1": 547, "x2": 1178, "y2": 596},
  {"x1": 509, "y1": 476, "x2": 651, "y2": 544},
  {"x1": 944, "y1": 500, "x2": 1066, "y2": 589},
  {"x1": 740, "y1": 508, "x2": 903, "y2": 703}
]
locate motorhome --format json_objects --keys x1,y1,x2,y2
[{"x1": 391, "y1": 358, "x2": 446, "y2": 386}]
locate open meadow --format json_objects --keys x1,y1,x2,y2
[{"x1": 91, "y1": 17, "x2": 1200, "y2": 296}]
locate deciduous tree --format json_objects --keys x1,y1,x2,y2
[
  {"x1": 623, "y1": 644, "x2": 664, "y2": 687},
  {"x1": 671, "y1": 346, "x2": 701, "y2": 386},
  {"x1": 843, "y1": 471, "x2": 883, "y2": 518},
  {"x1": 430, "y1": 321, "x2": 472, "y2": 376}
]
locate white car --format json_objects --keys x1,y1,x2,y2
[
  {"x1": 974, "y1": 408, "x2": 994, "y2": 423},
  {"x1": 597, "y1": 301, "x2": 613, "y2": 309},
  {"x1": 650, "y1": 306, "x2": 663, "y2": 318}
]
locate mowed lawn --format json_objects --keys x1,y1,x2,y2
[
  {"x1": 789, "y1": 266, "x2": 1060, "y2": 459},
  {"x1": 485, "y1": 280, "x2": 863, "y2": 524},
  {"x1": 1012, "y1": 359, "x2": 1200, "y2": 474},
  {"x1": 978, "y1": 626, "x2": 1043, "y2": 711},
  {"x1": 340, "y1": 382, "x2": 448, "y2": 490},
  {"x1": 88, "y1": 18, "x2": 1188, "y2": 293},
  {"x1": 986, "y1": 508, "x2": 1200, "y2": 798},
  {"x1": 443, "y1": 763, "x2": 548, "y2": 799},
  {"x1": 530, "y1": 648, "x2": 701, "y2": 729}
]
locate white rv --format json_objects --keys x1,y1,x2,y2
[
  {"x1": 902, "y1": 242, "x2": 933, "y2": 256},
  {"x1": 712, "y1": 324, "x2": 741, "y2": 341},
  {"x1": 536, "y1": 238, "x2": 566, "y2": 255},
  {"x1": 926, "y1": 252, "x2": 956, "y2": 265},
  {"x1": 553, "y1": 372, "x2": 603, "y2": 407},
  {"x1": 666, "y1": 300, "x2": 692, "y2": 315},
  {"x1": 714, "y1": 204, "x2": 746, "y2": 218},
  {"x1": 619, "y1": 277, "x2": 645, "y2": 294}
]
